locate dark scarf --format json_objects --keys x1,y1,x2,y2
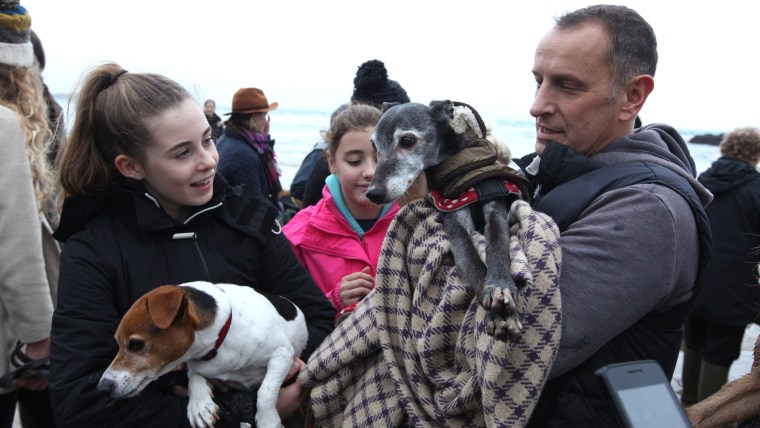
[{"x1": 231, "y1": 125, "x2": 283, "y2": 196}]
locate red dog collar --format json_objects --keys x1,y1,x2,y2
[{"x1": 200, "y1": 311, "x2": 232, "y2": 361}]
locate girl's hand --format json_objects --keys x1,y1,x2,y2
[{"x1": 339, "y1": 266, "x2": 374, "y2": 308}]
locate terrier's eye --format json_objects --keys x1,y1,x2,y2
[
  {"x1": 399, "y1": 136, "x2": 416, "y2": 149},
  {"x1": 127, "y1": 338, "x2": 145, "y2": 352}
]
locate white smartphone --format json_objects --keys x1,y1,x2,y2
[{"x1": 595, "y1": 360, "x2": 692, "y2": 428}]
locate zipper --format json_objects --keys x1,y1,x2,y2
[{"x1": 172, "y1": 232, "x2": 210, "y2": 277}]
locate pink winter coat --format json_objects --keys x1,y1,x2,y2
[{"x1": 283, "y1": 186, "x2": 399, "y2": 311}]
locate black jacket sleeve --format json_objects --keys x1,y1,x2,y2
[{"x1": 257, "y1": 231, "x2": 336, "y2": 359}]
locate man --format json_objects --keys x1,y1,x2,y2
[{"x1": 516, "y1": 5, "x2": 713, "y2": 426}]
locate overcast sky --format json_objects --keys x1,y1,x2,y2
[{"x1": 26, "y1": 0, "x2": 756, "y2": 132}]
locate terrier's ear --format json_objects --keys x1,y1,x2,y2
[
  {"x1": 146, "y1": 286, "x2": 186, "y2": 329},
  {"x1": 381, "y1": 102, "x2": 400, "y2": 113}
]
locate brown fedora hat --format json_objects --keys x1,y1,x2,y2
[{"x1": 225, "y1": 88, "x2": 279, "y2": 115}]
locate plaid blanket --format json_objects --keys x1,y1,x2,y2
[{"x1": 299, "y1": 199, "x2": 562, "y2": 427}]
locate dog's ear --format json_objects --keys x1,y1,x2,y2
[
  {"x1": 429, "y1": 100, "x2": 454, "y2": 119},
  {"x1": 381, "y1": 102, "x2": 400, "y2": 113},
  {"x1": 146, "y1": 286, "x2": 186, "y2": 330}
]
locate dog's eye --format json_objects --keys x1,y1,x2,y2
[
  {"x1": 399, "y1": 136, "x2": 416, "y2": 149},
  {"x1": 127, "y1": 338, "x2": 145, "y2": 352}
]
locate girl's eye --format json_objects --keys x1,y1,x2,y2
[
  {"x1": 176, "y1": 150, "x2": 191, "y2": 159},
  {"x1": 203, "y1": 137, "x2": 214, "y2": 146},
  {"x1": 347, "y1": 160, "x2": 361, "y2": 166}
]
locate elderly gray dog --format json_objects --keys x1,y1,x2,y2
[{"x1": 366, "y1": 100, "x2": 532, "y2": 340}]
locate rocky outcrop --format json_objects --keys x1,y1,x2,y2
[{"x1": 689, "y1": 133, "x2": 724, "y2": 145}]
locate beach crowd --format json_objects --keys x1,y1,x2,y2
[{"x1": 2, "y1": 1, "x2": 760, "y2": 427}]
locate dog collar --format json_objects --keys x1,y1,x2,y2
[{"x1": 200, "y1": 311, "x2": 232, "y2": 361}]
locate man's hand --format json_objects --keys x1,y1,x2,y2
[
  {"x1": 13, "y1": 338, "x2": 50, "y2": 391},
  {"x1": 277, "y1": 358, "x2": 307, "y2": 419}
]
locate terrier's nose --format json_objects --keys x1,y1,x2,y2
[
  {"x1": 97, "y1": 377, "x2": 116, "y2": 397},
  {"x1": 365, "y1": 187, "x2": 387, "y2": 204}
]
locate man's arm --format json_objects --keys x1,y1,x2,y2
[{"x1": 550, "y1": 183, "x2": 699, "y2": 377}]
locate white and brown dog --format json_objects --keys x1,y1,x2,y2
[{"x1": 96, "y1": 281, "x2": 308, "y2": 428}]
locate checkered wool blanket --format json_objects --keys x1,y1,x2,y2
[{"x1": 299, "y1": 199, "x2": 562, "y2": 427}]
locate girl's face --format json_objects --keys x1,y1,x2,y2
[
  {"x1": 128, "y1": 98, "x2": 218, "y2": 221},
  {"x1": 328, "y1": 126, "x2": 381, "y2": 220}
]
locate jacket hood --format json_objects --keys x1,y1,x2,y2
[
  {"x1": 698, "y1": 157, "x2": 760, "y2": 195},
  {"x1": 325, "y1": 174, "x2": 394, "y2": 238},
  {"x1": 592, "y1": 123, "x2": 713, "y2": 207}
]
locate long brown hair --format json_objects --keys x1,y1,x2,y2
[
  {"x1": 0, "y1": 63, "x2": 54, "y2": 215},
  {"x1": 58, "y1": 62, "x2": 191, "y2": 197}
]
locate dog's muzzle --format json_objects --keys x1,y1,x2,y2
[{"x1": 365, "y1": 187, "x2": 387, "y2": 204}]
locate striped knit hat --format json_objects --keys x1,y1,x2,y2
[{"x1": 0, "y1": 0, "x2": 32, "y2": 67}]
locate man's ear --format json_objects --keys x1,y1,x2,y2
[
  {"x1": 619, "y1": 75, "x2": 654, "y2": 122},
  {"x1": 114, "y1": 154, "x2": 144, "y2": 180}
]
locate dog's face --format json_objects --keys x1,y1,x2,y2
[
  {"x1": 366, "y1": 101, "x2": 457, "y2": 204},
  {"x1": 97, "y1": 286, "x2": 202, "y2": 399}
]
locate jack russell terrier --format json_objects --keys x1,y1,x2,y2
[{"x1": 97, "y1": 281, "x2": 308, "y2": 428}]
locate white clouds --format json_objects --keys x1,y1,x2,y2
[{"x1": 26, "y1": 0, "x2": 758, "y2": 132}]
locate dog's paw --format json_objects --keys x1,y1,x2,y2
[
  {"x1": 481, "y1": 285, "x2": 523, "y2": 341},
  {"x1": 187, "y1": 395, "x2": 219, "y2": 428}
]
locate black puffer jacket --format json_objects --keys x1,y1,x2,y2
[
  {"x1": 49, "y1": 176, "x2": 336, "y2": 428},
  {"x1": 691, "y1": 157, "x2": 760, "y2": 325}
]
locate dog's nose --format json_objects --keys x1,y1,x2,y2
[
  {"x1": 96, "y1": 377, "x2": 116, "y2": 397},
  {"x1": 365, "y1": 187, "x2": 386, "y2": 204}
]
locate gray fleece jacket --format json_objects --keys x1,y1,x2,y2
[{"x1": 532, "y1": 124, "x2": 713, "y2": 378}]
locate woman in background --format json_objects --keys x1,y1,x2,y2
[
  {"x1": 0, "y1": 2, "x2": 58, "y2": 427},
  {"x1": 283, "y1": 104, "x2": 399, "y2": 322},
  {"x1": 49, "y1": 62, "x2": 335, "y2": 427},
  {"x1": 203, "y1": 99, "x2": 224, "y2": 142}
]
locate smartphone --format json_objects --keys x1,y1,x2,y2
[{"x1": 595, "y1": 360, "x2": 692, "y2": 428}]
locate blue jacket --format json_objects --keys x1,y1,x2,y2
[{"x1": 217, "y1": 127, "x2": 278, "y2": 209}]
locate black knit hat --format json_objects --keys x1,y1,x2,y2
[{"x1": 351, "y1": 59, "x2": 410, "y2": 107}]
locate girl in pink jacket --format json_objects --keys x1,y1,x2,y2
[{"x1": 283, "y1": 104, "x2": 399, "y2": 318}]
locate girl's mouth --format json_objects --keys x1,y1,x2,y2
[{"x1": 191, "y1": 177, "x2": 212, "y2": 188}]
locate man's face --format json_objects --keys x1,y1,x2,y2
[{"x1": 530, "y1": 23, "x2": 626, "y2": 156}]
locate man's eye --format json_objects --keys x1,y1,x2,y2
[
  {"x1": 399, "y1": 136, "x2": 416, "y2": 149},
  {"x1": 127, "y1": 338, "x2": 145, "y2": 352}
]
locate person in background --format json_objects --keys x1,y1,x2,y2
[
  {"x1": 681, "y1": 127, "x2": 760, "y2": 406},
  {"x1": 203, "y1": 99, "x2": 223, "y2": 142},
  {"x1": 0, "y1": 3, "x2": 58, "y2": 428},
  {"x1": 283, "y1": 104, "x2": 399, "y2": 322},
  {"x1": 49, "y1": 62, "x2": 335, "y2": 427},
  {"x1": 512, "y1": 5, "x2": 712, "y2": 425},
  {"x1": 216, "y1": 88, "x2": 290, "y2": 218},
  {"x1": 29, "y1": 29, "x2": 65, "y2": 170},
  {"x1": 289, "y1": 103, "x2": 348, "y2": 209},
  {"x1": 300, "y1": 59, "x2": 410, "y2": 208}
]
